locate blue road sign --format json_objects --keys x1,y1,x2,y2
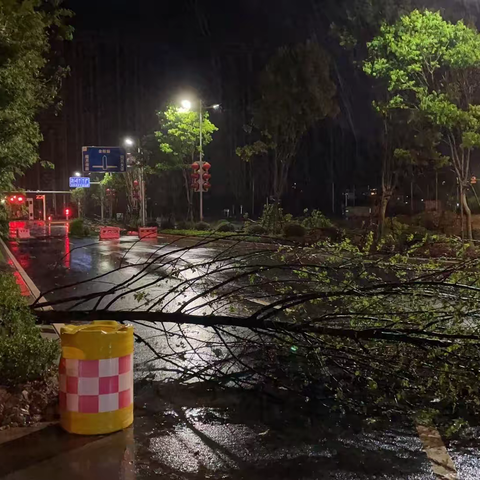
[
  {"x1": 82, "y1": 146, "x2": 126, "y2": 173},
  {"x1": 69, "y1": 177, "x2": 91, "y2": 188}
]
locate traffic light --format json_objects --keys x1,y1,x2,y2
[{"x1": 7, "y1": 194, "x2": 26, "y2": 205}]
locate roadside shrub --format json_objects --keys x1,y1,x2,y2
[
  {"x1": 0, "y1": 274, "x2": 59, "y2": 385},
  {"x1": 160, "y1": 217, "x2": 175, "y2": 230},
  {"x1": 177, "y1": 220, "x2": 193, "y2": 230},
  {"x1": 246, "y1": 224, "x2": 267, "y2": 235},
  {"x1": 260, "y1": 204, "x2": 285, "y2": 234},
  {"x1": 69, "y1": 218, "x2": 89, "y2": 237},
  {"x1": 283, "y1": 222, "x2": 306, "y2": 238},
  {"x1": 216, "y1": 221, "x2": 236, "y2": 232},
  {"x1": 0, "y1": 206, "x2": 8, "y2": 239},
  {"x1": 302, "y1": 209, "x2": 333, "y2": 229},
  {"x1": 194, "y1": 221, "x2": 210, "y2": 231}
]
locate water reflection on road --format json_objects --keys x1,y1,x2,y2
[{"x1": 5, "y1": 231, "x2": 480, "y2": 478}]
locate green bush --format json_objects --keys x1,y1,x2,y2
[
  {"x1": 177, "y1": 220, "x2": 193, "y2": 230},
  {"x1": 246, "y1": 224, "x2": 267, "y2": 235},
  {"x1": 216, "y1": 221, "x2": 236, "y2": 232},
  {"x1": 194, "y1": 221, "x2": 210, "y2": 231},
  {"x1": 260, "y1": 204, "x2": 286, "y2": 234},
  {"x1": 0, "y1": 206, "x2": 8, "y2": 239},
  {"x1": 69, "y1": 218, "x2": 89, "y2": 237},
  {"x1": 0, "y1": 274, "x2": 59, "y2": 385},
  {"x1": 302, "y1": 209, "x2": 333, "y2": 229},
  {"x1": 284, "y1": 222, "x2": 306, "y2": 238},
  {"x1": 160, "y1": 217, "x2": 175, "y2": 230}
]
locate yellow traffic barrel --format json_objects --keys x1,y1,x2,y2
[{"x1": 59, "y1": 321, "x2": 134, "y2": 435}]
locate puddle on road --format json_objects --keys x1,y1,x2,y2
[{"x1": 131, "y1": 382, "x2": 435, "y2": 480}]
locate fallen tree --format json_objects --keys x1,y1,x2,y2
[{"x1": 30, "y1": 234, "x2": 480, "y2": 425}]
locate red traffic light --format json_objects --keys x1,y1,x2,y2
[
  {"x1": 65, "y1": 208, "x2": 70, "y2": 215},
  {"x1": 17, "y1": 196, "x2": 24, "y2": 203}
]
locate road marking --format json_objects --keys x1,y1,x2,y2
[{"x1": 417, "y1": 424, "x2": 457, "y2": 479}]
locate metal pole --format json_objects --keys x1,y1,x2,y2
[
  {"x1": 141, "y1": 166, "x2": 146, "y2": 226},
  {"x1": 43, "y1": 196, "x2": 46, "y2": 222},
  {"x1": 199, "y1": 100, "x2": 204, "y2": 222}
]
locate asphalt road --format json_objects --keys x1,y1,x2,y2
[{"x1": 5, "y1": 223, "x2": 480, "y2": 479}]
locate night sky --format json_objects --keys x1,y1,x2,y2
[
  {"x1": 28, "y1": 0, "x2": 324, "y2": 211},
  {"x1": 29, "y1": 0, "x2": 476, "y2": 216}
]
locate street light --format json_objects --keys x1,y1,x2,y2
[
  {"x1": 181, "y1": 100, "x2": 192, "y2": 111},
  {"x1": 74, "y1": 171, "x2": 81, "y2": 177},
  {"x1": 124, "y1": 137, "x2": 134, "y2": 147},
  {"x1": 179, "y1": 98, "x2": 220, "y2": 221}
]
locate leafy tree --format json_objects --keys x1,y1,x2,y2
[
  {"x1": 364, "y1": 10, "x2": 480, "y2": 239},
  {"x1": 237, "y1": 41, "x2": 337, "y2": 205},
  {"x1": 0, "y1": 0, "x2": 73, "y2": 190},
  {"x1": 70, "y1": 188, "x2": 86, "y2": 218},
  {"x1": 154, "y1": 105, "x2": 218, "y2": 220}
]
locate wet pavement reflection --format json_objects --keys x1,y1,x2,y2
[{"x1": 5, "y1": 230, "x2": 480, "y2": 478}]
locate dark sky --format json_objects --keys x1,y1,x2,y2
[{"x1": 32, "y1": 0, "x2": 319, "y2": 192}]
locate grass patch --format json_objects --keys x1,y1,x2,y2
[{"x1": 159, "y1": 229, "x2": 274, "y2": 243}]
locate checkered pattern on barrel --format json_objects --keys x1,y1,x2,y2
[{"x1": 59, "y1": 354, "x2": 133, "y2": 413}]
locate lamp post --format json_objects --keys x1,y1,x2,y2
[
  {"x1": 124, "y1": 137, "x2": 146, "y2": 227},
  {"x1": 181, "y1": 100, "x2": 219, "y2": 222}
]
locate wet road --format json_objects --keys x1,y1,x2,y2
[{"x1": 4, "y1": 224, "x2": 480, "y2": 479}]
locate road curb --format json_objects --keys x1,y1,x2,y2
[{"x1": 0, "y1": 237, "x2": 51, "y2": 310}]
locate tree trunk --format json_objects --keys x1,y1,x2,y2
[
  {"x1": 461, "y1": 187, "x2": 473, "y2": 240},
  {"x1": 183, "y1": 169, "x2": 193, "y2": 222},
  {"x1": 377, "y1": 191, "x2": 390, "y2": 242}
]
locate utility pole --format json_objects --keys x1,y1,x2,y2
[
  {"x1": 141, "y1": 165, "x2": 146, "y2": 226},
  {"x1": 199, "y1": 100, "x2": 204, "y2": 222}
]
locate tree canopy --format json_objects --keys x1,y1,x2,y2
[
  {"x1": 238, "y1": 40, "x2": 338, "y2": 202},
  {"x1": 0, "y1": 0, "x2": 73, "y2": 191},
  {"x1": 364, "y1": 9, "x2": 480, "y2": 238},
  {"x1": 154, "y1": 105, "x2": 218, "y2": 172},
  {"x1": 154, "y1": 104, "x2": 218, "y2": 219}
]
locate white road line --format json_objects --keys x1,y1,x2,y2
[{"x1": 417, "y1": 424, "x2": 458, "y2": 479}]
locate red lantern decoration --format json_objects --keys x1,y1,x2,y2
[
  {"x1": 202, "y1": 162, "x2": 211, "y2": 171},
  {"x1": 133, "y1": 180, "x2": 139, "y2": 186},
  {"x1": 203, "y1": 182, "x2": 211, "y2": 191},
  {"x1": 202, "y1": 173, "x2": 211, "y2": 181},
  {"x1": 192, "y1": 162, "x2": 200, "y2": 171},
  {"x1": 191, "y1": 173, "x2": 200, "y2": 180},
  {"x1": 192, "y1": 182, "x2": 200, "y2": 191}
]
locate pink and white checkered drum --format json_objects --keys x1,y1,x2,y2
[{"x1": 59, "y1": 321, "x2": 134, "y2": 435}]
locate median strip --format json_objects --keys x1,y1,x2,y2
[{"x1": 417, "y1": 425, "x2": 457, "y2": 479}]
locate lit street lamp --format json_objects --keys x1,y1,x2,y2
[
  {"x1": 74, "y1": 171, "x2": 81, "y2": 177},
  {"x1": 181, "y1": 99, "x2": 220, "y2": 222}
]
